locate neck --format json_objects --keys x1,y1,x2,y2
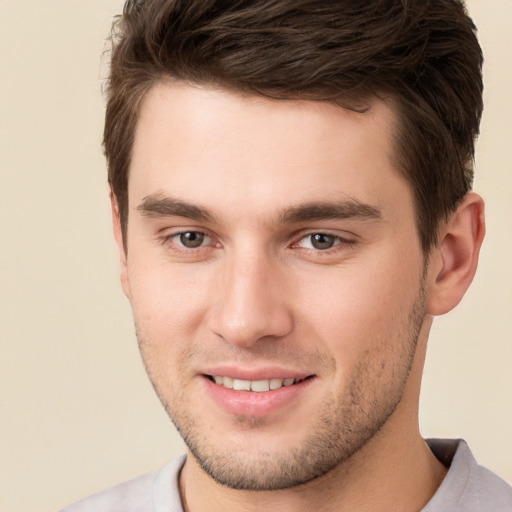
[{"x1": 179, "y1": 421, "x2": 447, "y2": 512}]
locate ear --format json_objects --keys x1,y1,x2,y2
[
  {"x1": 110, "y1": 191, "x2": 131, "y2": 299},
  {"x1": 426, "y1": 192, "x2": 485, "y2": 316}
]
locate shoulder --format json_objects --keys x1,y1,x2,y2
[
  {"x1": 464, "y1": 461, "x2": 512, "y2": 509},
  {"x1": 59, "y1": 471, "x2": 157, "y2": 512},
  {"x1": 425, "y1": 439, "x2": 512, "y2": 512},
  {"x1": 59, "y1": 455, "x2": 186, "y2": 512}
]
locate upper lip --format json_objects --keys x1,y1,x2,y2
[{"x1": 201, "y1": 366, "x2": 314, "y2": 381}]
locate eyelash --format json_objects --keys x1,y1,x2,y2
[
  {"x1": 160, "y1": 230, "x2": 218, "y2": 254},
  {"x1": 291, "y1": 232, "x2": 355, "y2": 254},
  {"x1": 159, "y1": 230, "x2": 356, "y2": 257}
]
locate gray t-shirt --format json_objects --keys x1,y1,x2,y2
[{"x1": 60, "y1": 439, "x2": 512, "y2": 511}]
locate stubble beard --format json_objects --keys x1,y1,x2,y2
[{"x1": 137, "y1": 284, "x2": 426, "y2": 492}]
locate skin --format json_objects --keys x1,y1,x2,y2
[{"x1": 112, "y1": 82, "x2": 485, "y2": 512}]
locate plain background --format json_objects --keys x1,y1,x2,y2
[{"x1": 0, "y1": 1, "x2": 511, "y2": 511}]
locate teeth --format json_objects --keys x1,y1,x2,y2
[
  {"x1": 233, "y1": 379, "x2": 251, "y2": 391},
  {"x1": 251, "y1": 380, "x2": 270, "y2": 392},
  {"x1": 269, "y1": 378, "x2": 284, "y2": 390},
  {"x1": 211, "y1": 376, "x2": 302, "y2": 392},
  {"x1": 223, "y1": 376, "x2": 234, "y2": 389}
]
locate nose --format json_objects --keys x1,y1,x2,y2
[{"x1": 208, "y1": 251, "x2": 294, "y2": 348}]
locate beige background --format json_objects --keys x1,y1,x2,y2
[{"x1": 0, "y1": 1, "x2": 511, "y2": 511}]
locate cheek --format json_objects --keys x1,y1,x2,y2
[
  {"x1": 127, "y1": 259, "x2": 211, "y2": 344},
  {"x1": 298, "y1": 256, "x2": 423, "y2": 360},
  {"x1": 127, "y1": 263, "x2": 214, "y2": 389}
]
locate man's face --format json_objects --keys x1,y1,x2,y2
[{"x1": 120, "y1": 83, "x2": 429, "y2": 490}]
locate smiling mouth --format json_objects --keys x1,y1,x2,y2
[{"x1": 206, "y1": 375, "x2": 313, "y2": 392}]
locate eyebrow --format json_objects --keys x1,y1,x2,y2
[
  {"x1": 137, "y1": 195, "x2": 217, "y2": 223},
  {"x1": 137, "y1": 194, "x2": 382, "y2": 224},
  {"x1": 279, "y1": 200, "x2": 382, "y2": 224}
]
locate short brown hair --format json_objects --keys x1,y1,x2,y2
[{"x1": 104, "y1": 0, "x2": 483, "y2": 252}]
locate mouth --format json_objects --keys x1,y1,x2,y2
[
  {"x1": 202, "y1": 372, "x2": 316, "y2": 417},
  {"x1": 205, "y1": 375, "x2": 312, "y2": 392}
]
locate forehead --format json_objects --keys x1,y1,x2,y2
[{"x1": 129, "y1": 82, "x2": 411, "y2": 223}]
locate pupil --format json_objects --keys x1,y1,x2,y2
[
  {"x1": 180, "y1": 232, "x2": 204, "y2": 248},
  {"x1": 312, "y1": 233, "x2": 334, "y2": 250}
]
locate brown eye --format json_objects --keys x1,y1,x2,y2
[
  {"x1": 179, "y1": 231, "x2": 206, "y2": 248},
  {"x1": 310, "y1": 233, "x2": 336, "y2": 250}
]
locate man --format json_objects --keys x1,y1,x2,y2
[{"x1": 62, "y1": 0, "x2": 512, "y2": 510}]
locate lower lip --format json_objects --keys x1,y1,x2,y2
[{"x1": 202, "y1": 376, "x2": 314, "y2": 418}]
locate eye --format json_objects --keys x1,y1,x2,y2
[
  {"x1": 297, "y1": 233, "x2": 340, "y2": 250},
  {"x1": 173, "y1": 231, "x2": 211, "y2": 248}
]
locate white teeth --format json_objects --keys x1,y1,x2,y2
[
  {"x1": 211, "y1": 376, "x2": 301, "y2": 392},
  {"x1": 223, "y1": 376, "x2": 234, "y2": 389},
  {"x1": 233, "y1": 379, "x2": 251, "y2": 391},
  {"x1": 269, "y1": 378, "x2": 284, "y2": 390},
  {"x1": 251, "y1": 380, "x2": 270, "y2": 392}
]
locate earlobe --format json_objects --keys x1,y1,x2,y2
[
  {"x1": 110, "y1": 192, "x2": 131, "y2": 299},
  {"x1": 426, "y1": 192, "x2": 485, "y2": 316}
]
